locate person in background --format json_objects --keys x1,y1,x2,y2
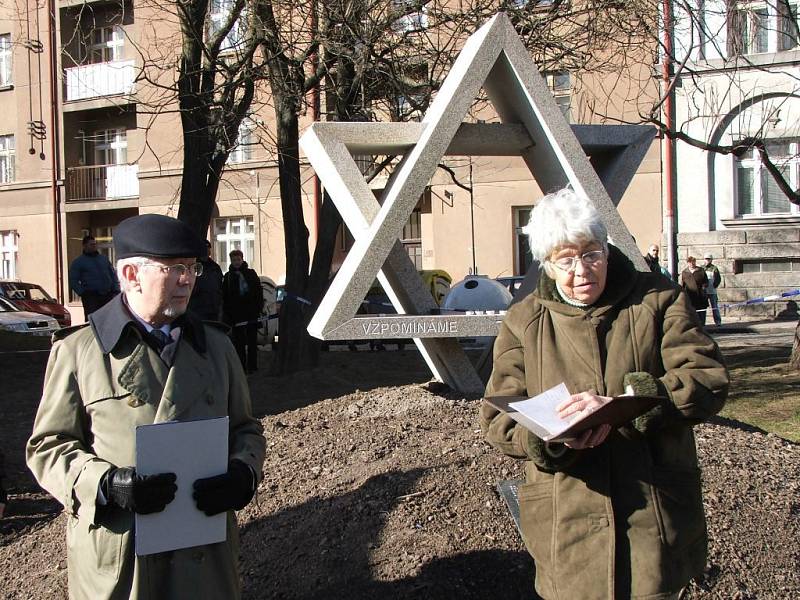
[
  {"x1": 681, "y1": 256, "x2": 709, "y2": 325},
  {"x1": 481, "y1": 188, "x2": 728, "y2": 600},
  {"x1": 27, "y1": 214, "x2": 265, "y2": 599},
  {"x1": 644, "y1": 243, "x2": 671, "y2": 278},
  {"x1": 188, "y1": 240, "x2": 224, "y2": 321},
  {"x1": 222, "y1": 250, "x2": 263, "y2": 373},
  {"x1": 703, "y1": 253, "x2": 722, "y2": 326},
  {"x1": 644, "y1": 243, "x2": 660, "y2": 272},
  {"x1": 69, "y1": 235, "x2": 120, "y2": 318}
]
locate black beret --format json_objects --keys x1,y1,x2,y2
[{"x1": 114, "y1": 214, "x2": 206, "y2": 260}]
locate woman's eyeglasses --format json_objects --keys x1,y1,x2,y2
[
  {"x1": 550, "y1": 250, "x2": 605, "y2": 273},
  {"x1": 140, "y1": 262, "x2": 204, "y2": 277}
]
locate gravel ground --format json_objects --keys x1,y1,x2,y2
[{"x1": 1, "y1": 343, "x2": 798, "y2": 599}]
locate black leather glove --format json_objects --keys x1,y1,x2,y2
[
  {"x1": 193, "y1": 460, "x2": 255, "y2": 516},
  {"x1": 101, "y1": 467, "x2": 177, "y2": 514}
]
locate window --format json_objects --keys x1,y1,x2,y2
[
  {"x1": 0, "y1": 230, "x2": 17, "y2": 279},
  {"x1": 92, "y1": 129, "x2": 127, "y2": 166},
  {"x1": 0, "y1": 135, "x2": 14, "y2": 183},
  {"x1": 91, "y1": 226, "x2": 115, "y2": 263},
  {"x1": 392, "y1": 0, "x2": 428, "y2": 32},
  {"x1": 738, "y1": 258, "x2": 800, "y2": 273},
  {"x1": 543, "y1": 70, "x2": 571, "y2": 121},
  {"x1": 514, "y1": 207, "x2": 534, "y2": 276},
  {"x1": 214, "y1": 216, "x2": 255, "y2": 272},
  {"x1": 729, "y1": 1, "x2": 800, "y2": 55},
  {"x1": 227, "y1": 117, "x2": 255, "y2": 164},
  {"x1": 779, "y1": 1, "x2": 800, "y2": 50},
  {"x1": 401, "y1": 210, "x2": 422, "y2": 270},
  {"x1": 89, "y1": 26, "x2": 124, "y2": 63},
  {"x1": 0, "y1": 34, "x2": 11, "y2": 87},
  {"x1": 337, "y1": 220, "x2": 354, "y2": 252},
  {"x1": 209, "y1": 0, "x2": 247, "y2": 52},
  {"x1": 396, "y1": 94, "x2": 424, "y2": 122},
  {"x1": 736, "y1": 139, "x2": 800, "y2": 217}
]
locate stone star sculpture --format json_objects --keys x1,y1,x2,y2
[{"x1": 300, "y1": 12, "x2": 655, "y2": 394}]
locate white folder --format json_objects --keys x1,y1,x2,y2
[{"x1": 135, "y1": 416, "x2": 229, "y2": 556}]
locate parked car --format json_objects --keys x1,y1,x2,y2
[
  {"x1": 0, "y1": 296, "x2": 61, "y2": 336},
  {"x1": 0, "y1": 280, "x2": 72, "y2": 327}
]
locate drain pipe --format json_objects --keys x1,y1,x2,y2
[
  {"x1": 662, "y1": 0, "x2": 677, "y2": 279},
  {"x1": 47, "y1": 0, "x2": 64, "y2": 302},
  {"x1": 310, "y1": 0, "x2": 321, "y2": 239}
]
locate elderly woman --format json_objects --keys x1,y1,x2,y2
[{"x1": 481, "y1": 188, "x2": 728, "y2": 600}]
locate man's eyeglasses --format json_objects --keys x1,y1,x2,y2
[
  {"x1": 140, "y1": 262, "x2": 204, "y2": 277},
  {"x1": 550, "y1": 250, "x2": 606, "y2": 273}
]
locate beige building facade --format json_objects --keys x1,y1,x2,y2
[{"x1": 0, "y1": 1, "x2": 662, "y2": 325}]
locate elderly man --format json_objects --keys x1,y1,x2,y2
[
  {"x1": 644, "y1": 243, "x2": 670, "y2": 278},
  {"x1": 27, "y1": 214, "x2": 266, "y2": 600}
]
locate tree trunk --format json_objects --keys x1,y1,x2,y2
[
  {"x1": 177, "y1": 141, "x2": 220, "y2": 238},
  {"x1": 306, "y1": 192, "x2": 341, "y2": 303},
  {"x1": 790, "y1": 320, "x2": 800, "y2": 369},
  {"x1": 272, "y1": 97, "x2": 315, "y2": 374}
]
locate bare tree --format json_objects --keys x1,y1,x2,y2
[{"x1": 58, "y1": 0, "x2": 800, "y2": 369}]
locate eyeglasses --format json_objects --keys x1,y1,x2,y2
[
  {"x1": 139, "y1": 262, "x2": 204, "y2": 278},
  {"x1": 550, "y1": 250, "x2": 606, "y2": 273}
]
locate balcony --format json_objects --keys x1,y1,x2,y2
[
  {"x1": 64, "y1": 60, "x2": 135, "y2": 102},
  {"x1": 65, "y1": 164, "x2": 139, "y2": 203}
]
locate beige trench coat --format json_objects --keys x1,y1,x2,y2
[
  {"x1": 27, "y1": 305, "x2": 265, "y2": 600},
  {"x1": 482, "y1": 247, "x2": 729, "y2": 600}
]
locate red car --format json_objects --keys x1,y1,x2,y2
[{"x1": 0, "y1": 281, "x2": 71, "y2": 327}]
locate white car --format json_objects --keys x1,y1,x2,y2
[{"x1": 0, "y1": 296, "x2": 61, "y2": 336}]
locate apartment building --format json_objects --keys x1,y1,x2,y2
[
  {"x1": 0, "y1": 1, "x2": 662, "y2": 325},
  {"x1": 670, "y1": 0, "x2": 800, "y2": 317}
]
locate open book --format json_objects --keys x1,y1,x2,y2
[{"x1": 485, "y1": 383, "x2": 663, "y2": 442}]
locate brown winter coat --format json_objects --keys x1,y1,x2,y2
[
  {"x1": 481, "y1": 246, "x2": 728, "y2": 600},
  {"x1": 26, "y1": 297, "x2": 266, "y2": 600}
]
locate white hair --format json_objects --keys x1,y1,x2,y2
[
  {"x1": 523, "y1": 188, "x2": 608, "y2": 263},
  {"x1": 116, "y1": 257, "x2": 148, "y2": 292}
]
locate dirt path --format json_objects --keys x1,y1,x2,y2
[{"x1": 1, "y1": 340, "x2": 798, "y2": 599}]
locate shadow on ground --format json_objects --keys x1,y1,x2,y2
[
  {"x1": 720, "y1": 345, "x2": 791, "y2": 368},
  {"x1": 239, "y1": 469, "x2": 537, "y2": 600},
  {"x1": 249, "y1": 349, "x2": 438, "y2": 417},
  {"x1": 707, "y1": 415, "x2": 771, "y2": 436},
  {"x1": 0, "y1": 492, "x2": 61, "y2": 547}
]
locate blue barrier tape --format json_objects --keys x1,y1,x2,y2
[
  {"x1": 282, "y1": 291, "x2": 313, "y2": 306},
  {"x1": 232, "y1": 314, "x2": 279, "y2": 328},
  {"x1": 719, "y1": 288, "x2": 800, "y2": 310}
]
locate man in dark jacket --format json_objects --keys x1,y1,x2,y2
[
  {"x1": 222, "y1": 250, "x2": 263, "y2": 373},
  {"x1": 69, "y1": 235, "x2": 120, "y2": 318},
  {"x1": 703, "y1": 253, "x2": 722, "y2": 326},
  {"x1": 188, "y1": 241, "x2": 223, "y2": 321},
  {"x1": 644, "y1": 244, "x2": 661, "y2": 273}
]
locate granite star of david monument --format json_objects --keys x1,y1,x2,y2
[{"x1": 299, "y1": 12, "x2": 656, "y2": 394}]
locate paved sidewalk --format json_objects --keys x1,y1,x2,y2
[{"x1": 707, "y1": 318, "x2": 798, "y2": 336}]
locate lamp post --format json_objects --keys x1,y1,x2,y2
[{"x1": 469, "y1": 160, "x2": 477, "y2": 275}]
